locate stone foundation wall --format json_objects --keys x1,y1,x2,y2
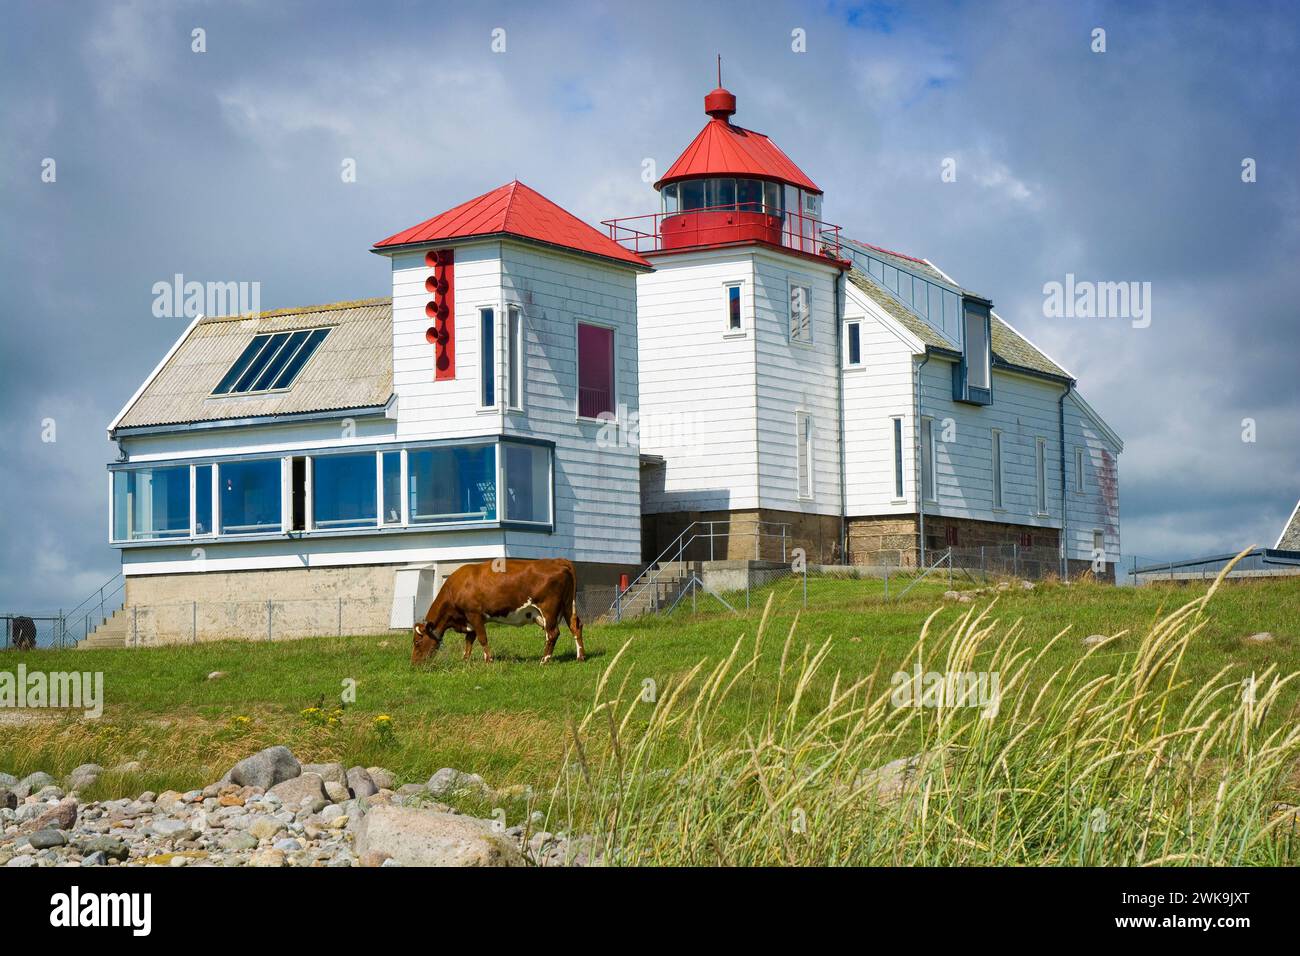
[
  {"x1": 121, "y1": 559, "x2": 635, "y2": 646},
  {"x1": 642, "y1": 509, "x2": 842, "y2": 566}
]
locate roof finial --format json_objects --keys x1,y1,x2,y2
[
  {"x1": 717, "y1": 54, "x2": 722, "y2": 88},
  {"x1": 705, "y1": 57, "x2": 736, "y2": 121}
]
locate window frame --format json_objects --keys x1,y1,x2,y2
[
  {"x1": 844, "y1": 319, "x2": 863, "y2": 368},
  {"x1": 891, "y1": 416, "x2": 905, "y2": 501},
  {"x1": 575, "y1": 319, "x2": 617, "y2": 422},
  {"x1": 211, "y1": 327, "x2": 331, "y2": 397},
  {"x1": 506, "y1": 305, "x2": 524, "y2": 411},
  {"x1": 1035, "y1": 437, "x2": 1048, "y2": 516},
  {"x1": 920, "y1": 416, "x2": 937, "y2": 503},
  {"x1": 991, "y1": 429, "x2": 1005, "y2": 511},
  {"x1": 1074, "y1": 446, "x2": 1085, "y2": 494},
  {"x1": 788, "y1": 279, "x2": 813, "y2": 345},
  {"x1": 952, "y1": 299, "x2": 992, "y2": 405},
  {"x1": 723, "y1": 281, "x2": 745, "y2": 336},
  {"x1": 478, "y1": 306, "x2": 496, "y2": 409}
]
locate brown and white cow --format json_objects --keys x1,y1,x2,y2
[{"x1": 411, "y1": 558, "x2": 584, "y2": 665}]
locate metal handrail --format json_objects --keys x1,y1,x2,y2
[
  {"x1": 64, "y1": 571, "x2": 124, "y2": 620},
  {"x1": 611, "y1": 519, "x2": 789, "y2": 620},
  {"x1": 890, "y1": 548, "x2": 953, "y2": 602},
  {"x1": 602, "y1": 203, "x2": 843, "y2": 259}
]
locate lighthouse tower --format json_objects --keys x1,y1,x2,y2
[{"x1": 606, "y1": 84, "x2": 848, "y2": 563}]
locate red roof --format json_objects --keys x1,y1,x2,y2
[
  {"x1": 373, "y1": 180, "x2": 650, "y2": 268},
  {"x1": 655, "y1": 88, "x2": 821, "y2": 193}
]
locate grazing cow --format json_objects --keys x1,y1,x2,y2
[{"x1": 412, "y1": 558, "x2": 584, "y2": 665}]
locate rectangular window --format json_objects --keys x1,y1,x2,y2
[
  {"x1": 577, "y1": 322, "x2": 615, "y2": 419},
  {"x1": 111, "y1": 466, "x2": 191, "y2": 541},
  {"x1": 381, "y1": 451, "x2": 402, "y2": 525},
  {"x1": 892, "y1": 417, "x2": 904, "y2": 499},
  {"x1": 789, "y1": 283, "x2": 811, "y2": 342},
  {"x1": 219, "y1": 459, "x2": 282, "y2": 535},
  {"x1": 212, "y1": 328, "x2": 329, "y2": 396},
  {"x1": 507, "y1": 306, "x2": 523, "y2": 409},
  {"x1": 312, "y1": 453, "x2": 377, "y2": 529},
  {"x1": 479, "y1": 308, "x2": 495, "y2": 408},
  {"x1": 953, "y1": 300, "x2": 992, "y2": 404},
  {"x1": 725, "y1": 283, "x2": 742, "y2": 332},
  {"x1": 796, "y1": 412, "x2": 813, "y2": 499},
  {"x1": 408, "y1": 445, "x2": 497, "y2": 523},
  {"x1": 1093, "y1": 530, "x2": 1105, "y2": 557},
  {"x1": 1035, "y1": 438, "x2": 1048, "y2": 515},
  {"x1": 194, "y1": 464, "x2": 213, "y2": 535},
  {"x1": 290, "y1": 456, "x2": 306, "y2": 531},
  {"x1": 921, "y1": 417, "x2": 936, "y2": 502},
  {"x1": 991, "y1": 430, "x2": 1004, "y2": 510},
  {"x1": 845, "y1": 321, "x2": 862, "y2": 366},
  {"x1": 1074, "y1": 446, "x2": 1085, "y2": 493},
  {"x1": 503, "y1": 443, "x2": 551, "y2": 524}
]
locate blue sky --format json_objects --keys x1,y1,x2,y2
[{"x1": 1, "y1": 0, "x2": 1297, "y2": 609}]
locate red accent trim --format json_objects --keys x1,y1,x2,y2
[{"x1": 431, "y1": 249, "x2": 454, "y2": 380}]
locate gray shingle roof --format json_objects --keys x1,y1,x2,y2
[
  {"x1": 846, "y1": 268, "x2": 1070, "y2": 381},
  {"x1": 114, "y1": 298, "x2": 393, "y2": 430},
  {"x1": 1277, "y1": 500, "x2": 1300, "y2": 550}
]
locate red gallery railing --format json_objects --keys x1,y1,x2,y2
[{"x1": 602, "y1": 203, "x2": 843, "y2": 259}]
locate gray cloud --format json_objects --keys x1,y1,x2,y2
[{"x1": 1, "y1": 0, "x2": 1296, "y2": 609}]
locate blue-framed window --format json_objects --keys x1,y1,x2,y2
[
  {"x1": 194, "y1": 464, "x2": 213, "y2": 535},
  {"x1": 480, "y1": 308, "x2": 495, "y2": 408},
  {"x1": 409, "y1": 445, "x2": 497, "y2": 524},
  {"x1": 502, "y1": 443, "x2": 551, "y2": 524},
  {"x1": 219, "y1": 459, "x2": 282, "y2": 535},
  {"x1": 845, "y1": 320, "x2": 862, "y2": 366},
  {"x1": 892, "y1": 417, "x2": 905, "y2": 499},
  {"x1": 212, "y1": 328, "x2": 330, "y2": 396},
  {"x1": 111, "y1": 466, "x2": 191, "y2": 541},
  {"x1": 313, "y1": 453, "x2": 377, "y2": 529}
]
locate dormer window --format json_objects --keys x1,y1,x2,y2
[{"x1": 953, "y1": 298, "x2": 992, "y2": 405}]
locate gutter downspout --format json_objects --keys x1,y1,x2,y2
[
  {"x1": 1058, "y1": 383, "x2": 1071, "y2": 579},
  {"x1": 916, "y1": 352, "x2": 930, "y2": 568},
  {"x1": 834, "y1": 269, "x2": 848, "y2": 565}
]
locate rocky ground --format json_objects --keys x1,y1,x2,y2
[{"x1": 0, "y1": 747, "x2": 600, "y2": 868}]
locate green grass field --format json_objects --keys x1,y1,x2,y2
[{"x1": 4, "y1": 572, "x2": 1297, "y2": 809}]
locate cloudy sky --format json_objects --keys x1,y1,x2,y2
[{"x1": 1, "y1": 0, "x2": 1297, "y2": 610}]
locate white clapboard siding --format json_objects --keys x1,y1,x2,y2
[
  {"x1": 1063, "y1": 391, "x2": 1123, "y2": 563},
  {"x1": 496, "y1": 242, "x2": 642, "y2": 565}
]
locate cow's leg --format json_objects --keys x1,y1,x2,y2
[
  {"x1": 462, "y1": 630, "x2": 474, "y2": 662},
  {"x1": 470, "y1": 615, "x2": 492, "y2": 662},
  {"x1": 540, "y1": 612, "x2": 559, "y2": 664},
  {"x1": 566, "y1": 599, "x2": 585, "y2": 662}
]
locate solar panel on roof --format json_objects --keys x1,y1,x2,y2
[{"x1": 211, "y1": 328, "x2": 331, "y2": 396}]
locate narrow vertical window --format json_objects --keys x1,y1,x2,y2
[
  {"x1": 789, "y1": 283, "x2": 811, "y2": 342},
  {"x1": 845, "y1": 321, "x2": 862, "y2": 366},
  {"x1": 725, "y1": 283, "x2": 742, "y2": 332},
  {"x1": 1074, "y1": 446, "x2": 1085, "y2": 493},
  {"x1": 381, "y1": 451, "x2": 402, "y2": 525},
  {"x1": 1093, "y1": 529, "x2": 1105, "y2": 557},
  {"x1": 1035, "y1": 438, "x2": 1047, "y2": 514},
  {"x1": 577, "y1": 322, "x2": 615, "y2": 419},
  {"x1": 796, "y1": 412, "x2": 813, "y2": 499},
  {"x1": 991, "y1": 430, "x2": 1004, "y2": 510},
  {"x1": 921, "y1": 417, "x2": 936, "y2": 502},
  {"x1": 479, "y1": 308, "x2": 495, "y2": 407},
  {"x1": 892, "y1": 417, "x2": 904, "y2": 499},
  {"x1": 506, "y1": 306, "x2": 523, "y2": 409}
]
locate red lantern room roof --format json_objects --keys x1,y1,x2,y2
[
  {"x1": 372, "y1": 180, "x2": 651, "y2": 269},
  {"x1": 654, "y1": 87, "x2": 821, "y2": 194}
]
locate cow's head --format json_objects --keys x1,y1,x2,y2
[{"x1": 411, "y1": 621, "x2": 442, "y2": 664}]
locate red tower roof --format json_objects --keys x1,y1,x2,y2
[
  {"x1": 654, "y1": 87, "x2": 821, "y2": 194},
  {"x1": 372, "y1": 180, "x2": 650, "y2": 269}
]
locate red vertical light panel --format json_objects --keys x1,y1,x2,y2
[{"x1": 424, "y1": 248, "x2": 455, "y2": 380}]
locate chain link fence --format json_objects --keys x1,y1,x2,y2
[{"x1": 1, "y1": 614, "x2": 76, "y2": 651}]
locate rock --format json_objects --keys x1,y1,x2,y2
[
  {"x1": 397, "y1": 783, "x2": 427, "y2": 796},
  {"x1": 111, "y1": 760, "x2": 144, "y2": 775},
  {"x1": 273, "y1": 837, "x2": 301, "y2": 853},
  {"x1": 366, "y1": 768, "x2": 396, "y2": 791},
  {"x1": 346, "y1": 767, "x2": 378, "y2": 799},
  {"x1": 139, "y1": 791, "x2": 157, "y2": 803},
  {"x1": 219, "y1": 831, "x2": 258, "y2": 852},
  {"x1": 0, "y1": 772, "x2": 17, "y2": 787},
  {"x1": 852, "y1": 752, "x2": 940, "y2": 805},
  {"x1": 148, "y1": 819, "x2": 193, "y2": 839},
  {"x1": 76, "y1": 835, "x2": 129, "y2": 861},
  {"x1": 324, "y1": 781, "x2": 350, "y2": 803},
  {"x1": 249, "y1": 848, "x2": 286, "y2": 867},
  {"x1": 1245, "y1": 632, "x2": 1275, "y2": 644},
  {"x1": 228, "y1": 746, "x2": 300, "y2": 791},
  {"x1": 1083, "y1": 634, "x2": 1109, "y2": 647},
  {"x1": 80, "y1": 851, "x2": 108, "y2": 867},
  {"x1": 6, "y1": 855, "x2": 38, "y2": 868},
  {"x1": 156, "y1": 790, "x2": 184, "y2": 811},
  {"x1": 942, "y1": 590, "x2": 961, "y2": 601},
  {"x1": 35, "y1": 785, "x2": 65, "y2": 801},
  {"x1": 0, "y1": 788, "x2": 15, "y2": 811},
  {"x1": 358, "y1": 849, "x2": 391, "y2": 867},
  {"x1": 248, "y1": 816, "x2": 285, "y2": 841},
  {"x1": 301, "y1": 763, "x2": 348, "y2": 787},
  {"x1": 269, "y1": 772, "x2": 328, "y2": 809},
  {"x1": 426, "y1": 768, "x2": 490, "y2": 799},
  {"x1": 1020, "y1": 581, "x2": 1035, "y2": 590},
  {"x1": 31, "y1": 798, "x2": 78, "y2": 831},
  {"x1": 355, "y1": 807, "x2": 525, "y2": 867},
  {"x1": 206, "y1": 671, "x2": 227, "y2": 680},
  {"x1": 28, "y1": 829, "x2": 67, "y2": 849},
  {"x1": 18, "y1": 771, "x2": 55, "y2": 793},
  {"x1": 67, "y1": 764, "x2": 103, "y2": 791}
]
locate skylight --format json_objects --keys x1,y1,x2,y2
[{"x1": 212, "y1": 328, "x2": 330, "y2": 396}]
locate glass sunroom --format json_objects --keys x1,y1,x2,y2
[{"x1": 108, "y1": 437, "x2": 554, "y2": 543}]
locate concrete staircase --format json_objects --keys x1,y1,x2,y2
[
  {"x1": 608, "y1": 562, "x2": 694, "y2": 621},
  {"x1": 77, "y1": 607, "x2": 129, "y2": 650}
]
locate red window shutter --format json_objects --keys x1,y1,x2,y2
[
  {"x1": 577, "y1": 324, "x2": 614, "y2": 418},
  {"x1": 424, "y1": 249, "x2": 455, "y2": 380}
]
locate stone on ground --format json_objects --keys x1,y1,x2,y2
[
  {"x1": 228, "y1": 746, "x2": 301, "y2": 790},
  {"x1": 355, "y1": 806, "x2": 525, "y2": 867}
]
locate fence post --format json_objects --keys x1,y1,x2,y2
[
  {"x1": 192, "y1": 601, "x2": 197, "y2": 644},
  {"x1": 132, "y1": 605, "x2": 138, "y2": 648},
  {"x1": 884, "y1": 564, "x2": 889, "y2": 601},
  {"x1": 980, "y1": 547, "x2": 986, "y2": 582},
  {"x1": 803, "y1": 562, "x2": 808, "y2": 608},
  {"x1": 267, "y1": 600, "x2": 273, "y2": 641},
  {"x1": 1013, "y1": 543, "x2": 1019, "y2": 578},
  {"x1": 338, "y1": 597, "x2": 343, "y2": 637}
]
